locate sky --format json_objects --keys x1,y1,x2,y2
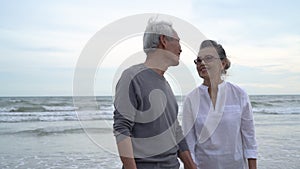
[{"x1": 0, "y1": 0, "x2": 299, "y2": 96}]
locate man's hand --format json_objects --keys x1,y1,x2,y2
[{"x1": 117, "y1": 137, "x2": 137, "y2": 169}]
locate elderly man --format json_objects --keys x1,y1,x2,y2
[{"x1": 113, "y1": 18, "x2": 196, "y2": 169}]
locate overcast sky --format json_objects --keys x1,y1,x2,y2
[{"x1": 1, "y1": 0, "x2": 299, "y2": 96}]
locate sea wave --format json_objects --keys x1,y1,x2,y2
[
  {"x1": 0, "y1": 127, "x2": 112, "y2": 136},
  {"x1": 8, "y1": 99, "x2": 23, "y2": 103},
  {"x1": 251, "y1": 101, "x2": 274, "y2": 107},
  {"x1": 0, "y1": 107, "x2": 19, "y2": 112},
  {"x1": 253, "y1": 108, "x2": 300, "y2": 115},
  {"x1": 0, "y1": 96, "x2": 299, "y2": 123},
  {"x1": 43, "y1": 106, "x2": 79, "y2": 111},
  {"x1": 0, "y1": 106, "x2": 80, "y2": 112},
  {"x1": 0, "y1": 111, "x2": 113, "y2": 123}
]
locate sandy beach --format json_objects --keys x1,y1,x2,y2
[
  {"x1": 0, "y1": 95, "x2": 299, "y2": 168},
  {"x1": 0, "y1": 114, "x2": 299, "y2": 169}
]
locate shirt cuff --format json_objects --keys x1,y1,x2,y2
[
  {"x1": 178, "y1": 139, "x2": 190, "y2": 152},
  {"x1": 244, "y1": 149, "x2": 258, "y2": 159},
  {"x1": 114, "y1": 130, "x2": 131, "y2": 143}
]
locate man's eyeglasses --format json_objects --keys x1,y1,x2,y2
[{"x1": 194, "y1": 55, "x2": 220, "y2": 64}]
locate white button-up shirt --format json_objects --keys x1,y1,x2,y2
[{"x1": 182, "y1": 81, "x2": 257, "y2": 169}]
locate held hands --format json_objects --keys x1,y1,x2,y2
[
  {"x1": 179, "y1": 150, "x2": 197, "y2": 169},
  {"x1": 184, "y1": 163, "x2": 197, "y2": 169}
]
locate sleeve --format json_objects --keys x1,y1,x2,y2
[
  {"x1": 113, "y1": 70, "x2": 139, "y2": 143},
  {"x1": 182, "y1": 96, "x2": 197, "y2": 160},
  {"x1": 175, "y1": 118, "x2": 190, "y2": 152},
  {"x1": 241, "y1": 94, "x2": 258, "y2": 159}
]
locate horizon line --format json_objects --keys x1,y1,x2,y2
[{"x1": 1, "y1": 94, "x2": 300, "y2": 97}]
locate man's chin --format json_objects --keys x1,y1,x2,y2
[{"x1": 171, "y1": 61, "x2": 180, "y2": 66}]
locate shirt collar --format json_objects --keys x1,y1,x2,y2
[{"x1": 199, "y1": 81, "x2": 226, "y2": 91}]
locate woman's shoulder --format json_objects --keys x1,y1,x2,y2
[
  {"x1": 186, "y1": 86, "x2": 201, "y2": 98},
  {"x1": 185, "y1": 84, "x2": 208, "y2": 99},
  {"x1": 225, "y1": 81, "x2": 249, "y2": 96}
]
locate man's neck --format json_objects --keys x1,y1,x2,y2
[{"x1": 144, "y1": 53, "x2": 168, "y2": 76}]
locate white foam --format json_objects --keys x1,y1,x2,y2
[
  {"x1": 0, "y1": 107, "x2": 18, "y2": 112},
  {"x1": 43, "y1": 106, "x2": 79, "y2": 111}
]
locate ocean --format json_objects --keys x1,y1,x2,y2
[{"x1": 0, "y1": 95, "x2": 299, "y2": 169}]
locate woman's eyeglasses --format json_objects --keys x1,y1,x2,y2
[{"x1": 194, "y1": 55, "x2": 220, "y2": 64}]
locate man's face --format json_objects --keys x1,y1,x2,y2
[{"x1": 164, "y1": 31, "x2": 182, "y2": 66}]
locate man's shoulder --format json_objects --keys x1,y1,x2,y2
[
  {"x1": 122, "y1": 63, "x2": 146, "y2": 74},
  {"x1": 119, "y1": 63, "x2": 147, "y2": 81}
]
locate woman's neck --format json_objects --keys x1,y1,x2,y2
[
  {"x1": 203, "y1": 78, "x2": 223, "y2": 108},
  {"x1": 203, "y1": 78, "x2": 223, "y2": 88}
]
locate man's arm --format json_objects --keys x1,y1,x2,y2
[
  {"x1": 174, "y1": 115, "x2": 196, "y2": 169},
  {"x1": 113, "y1": 70, "x2": 139, "y2": 169},
  {"x1": 117, "y1": 137, "x2": 137, "y2": 169},
  {"x1": 178, "y1": 150, "x2": 197, "y2": 169}
]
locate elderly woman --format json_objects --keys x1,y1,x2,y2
[{"x1": 182, "y1": 40, "x2": 257, "y2": 169}]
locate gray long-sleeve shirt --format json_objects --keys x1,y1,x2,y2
[{"x1": 113, "y1": 63, "x2": 188, "y2": 168}]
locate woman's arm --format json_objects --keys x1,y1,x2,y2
[
  {"x1": 248, "y1": 158, "x2": 257, "y2": 169},
  {"x1": 178, "y1": 150, "x2": 197, "y2": 169},
  {"x1": 241, "y1": 94, "x2": 258, "y2": 169},
  {"x1": 181, "y1": 96, "x2": 197, "y2": 160}
]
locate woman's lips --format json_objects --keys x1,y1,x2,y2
[{"x1": 199, "y1": 66, "x2": 207, "y2": 73}]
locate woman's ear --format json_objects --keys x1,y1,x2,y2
[{"x1": 221, "y1": 59, "x2": 226, "y2": 70}]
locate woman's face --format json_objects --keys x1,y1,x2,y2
[{"x1": 195, "y1": 47, "x2": 224, "y2": 80}]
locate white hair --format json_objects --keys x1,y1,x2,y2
[{"x1": 143, "y1": 17, "x2": 175, "y2": 54}]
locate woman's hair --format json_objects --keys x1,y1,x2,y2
[
  {"x1": 200, "y1": 40, "x2": 231, "y2": 74},
  {"x1": 143, "y1": 18, "x2": 175, "y2": 54}
]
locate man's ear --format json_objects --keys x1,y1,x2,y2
[{"x1": 159, "y1": 35, "x2": 167, "y2": 49}]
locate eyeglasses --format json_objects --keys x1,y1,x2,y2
[{"x1": 194, "y1": 55, "x2": 220, "y2": 64}]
